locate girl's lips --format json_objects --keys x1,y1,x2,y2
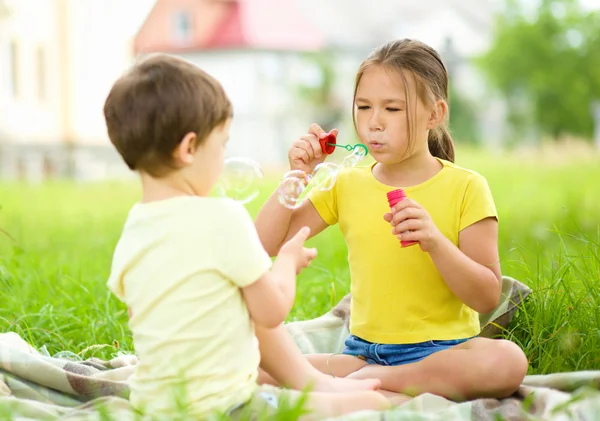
[{"x1": 369, "y1": 141, "x2": 384, "y2": 150}]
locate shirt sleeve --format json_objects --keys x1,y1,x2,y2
[
  {"x1": 107, "y1": 273, "x2": 125, "y2": 302},
  {"x1": 106, "y1": 240, "x2": 128, "y2": 302},
  {"x1": 459, "y1": 173, "x2": 498, "y2": 231},
  {"x1": 307, "y1": 173, "x2": 339, "y2": 225},
  {"x1": 218, "y1": 200, "x2": 273, "y2": 288}
]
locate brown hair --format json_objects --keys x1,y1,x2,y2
[
  {"x1": 103, "y1": 54, "x2": 232, "y2": 177},
  {"x1": 352, "y1": 39, "x2": 455, "y2": 162}
]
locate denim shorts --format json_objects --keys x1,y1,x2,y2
[{"x1": 342, "y1": 334, "x2": 470, "y2": 366}]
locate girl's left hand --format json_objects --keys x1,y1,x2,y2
[{"x1": 384, "y1": 199, "x2": 444, "y2": 252}]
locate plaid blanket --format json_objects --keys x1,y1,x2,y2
[{"x1": 1, "y1": 277, "x2": 599, "y2": 420}]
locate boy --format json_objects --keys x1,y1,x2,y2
[{"x1": 103, "y1": 54, "x2": 388, "y2": 419}]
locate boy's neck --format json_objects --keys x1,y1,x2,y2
[
  {"x1": 139, "y1": 172, "x2": 204, "y2": 203},
  {"x1": 373, "y1": 150, "x2": 443, "y2": 188}
]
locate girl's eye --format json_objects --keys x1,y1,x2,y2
[
  {"x1": 387, "y1": 108, "x2": 400, "y2": 112},
  {"x1": 357, "y1": 105, "x2": 370, "y2": 110}
]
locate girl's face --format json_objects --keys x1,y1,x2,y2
[{"x1": 354, "y1": 65, "x2": 433, "y2": 164}]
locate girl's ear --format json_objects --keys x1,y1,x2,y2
[
  {"x1": 427, "y1": 99, "x2": 448, "y2": 129},
  {"x1": 174, "y1": 132, "x2": 198, "y2": 165}
]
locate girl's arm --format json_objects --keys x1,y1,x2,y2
[
  {"x1": 427, "y1": 218, "x2": 502, "y2": 314},
  {"x1": 255, "y1": 194, "x2": 328, "y2": 257},
  {"x1": 388, "y1": 202, "x2": 502, "y2": 314},
  {"x1": 255, "y1": 124, "x2": 333, "y2": 256}
]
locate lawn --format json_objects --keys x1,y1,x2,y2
[{"x1": 0, "y1": 147, "x2": 599, "y2": 378}]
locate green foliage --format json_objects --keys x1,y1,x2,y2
[
  {"x1": 295, "y1": 51, "x2": 344, "y2": 130},
  {"x1": 448, "y1": 81, "x2": 480, "y2": 145},
  {"x1": 478, "y1": 0, "x2": 600, "y2": 140}
]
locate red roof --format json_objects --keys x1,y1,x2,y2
[
  {"x1": 208, "y1": 1, "x2": 245, "y2": 48},
  {"x1": 134, "y1": 0, "x2": 324, "y2": 54}
]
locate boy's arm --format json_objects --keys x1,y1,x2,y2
[
  {"x1": 242, "y1": 226, "x2": 316, "y2": 328},
  {"x1": 241, "y1": 255, "x2": 296, "y2": 328}
]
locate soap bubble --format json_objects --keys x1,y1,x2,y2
[
  {"x1": 277, "y1": 170, "x2": 312, "y2": 209},
  {"x1": 312, "y1": 163, "x2": 338, "y2": 191},
  {"x1": 276, "y1": 146, "x2": 367, "y2": 209},
  {"x1": 352, "y1": 144, "x2": 368, "y2": 158},
  {"x1": 216, "y1": 157, "x2": 263, "y2": 204},
  {"x1": 338, "y1": 145, "x2": 368, "y2": 170},
  {"x1": 277, "y1": 164, "x2": 339, "y2": 209},
  {"x1": 339, "y1": 153, "x2": 362, "y2": 170}
]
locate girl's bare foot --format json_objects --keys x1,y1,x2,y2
[{"x1": 377, "y1": 389, "x2": 412, "y2": 406}]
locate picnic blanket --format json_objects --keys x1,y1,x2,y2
[{"x1": 1, "y1": 276, "x2": 600, "y2": 420}]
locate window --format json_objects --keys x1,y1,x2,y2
[
  {"x1": 172, "y1": 10, "x2": 193, "y2": 44},
  {"x1": 9, "y1": 39, "x2": 19, "y2": 98},
  {"x1": 36, "y1": 45, "x2": 46, "y2": 101}
]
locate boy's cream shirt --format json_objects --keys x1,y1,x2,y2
[{"x1": 107, "y1": 196, "x2": 272, "y2": 417}]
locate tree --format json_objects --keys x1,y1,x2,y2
[
  {"x1": 448, "y1": 80, "x2": 480, "y2": 145},
  {"x1": 477, "y1": 0, "x2": 600, "y2": 141},
  {"x1": 295, "y1": 51, "x2": 345, "y2": 132}
]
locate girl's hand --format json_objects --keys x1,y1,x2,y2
[
  {"x1": 384, "y1": 199, "x2": 444, "y2": 252},
  {"x1": 288, "y1": 124, "x2": 337, "y2": 174}
]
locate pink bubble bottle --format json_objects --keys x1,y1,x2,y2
[{"x1": 387, "y1": 189, "x2": 418, "y2": 248}]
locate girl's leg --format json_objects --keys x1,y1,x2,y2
[
  {"x1": 255, "y1": 324, "x2": 381, "y2": 392},
  {"x1": 347, "y1": 338, "x2": 528, "y2": 401}
]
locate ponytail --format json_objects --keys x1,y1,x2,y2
[{"x1": 428, "y1": 125, "x2": 455, "y2": 163}]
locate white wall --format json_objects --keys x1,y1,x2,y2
[
  {"x1": 180, "y1": 50, "x2": 314, "y2": 169},
  {"x1": 0, "y1": 0, "x2": 157, "y2": 180},
  {"x1": 0, "y1": 0, "x2": 62, "y2": 144},
  {"x1": 66, "y1": 0, "x2": 150, "y2": 145},
  {"x1": 0, "y1": 0, "x2": 154, "y2": 147}
]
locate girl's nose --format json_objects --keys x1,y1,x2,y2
[{"x1": 369, "y1": 114, "x2": 383, "y2": 131}]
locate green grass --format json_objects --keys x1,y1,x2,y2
[{"x1": 0, "y1": 148, "x2": 599, "y2": 414}]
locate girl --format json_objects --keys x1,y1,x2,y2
[{"x1": 255, "y1": 39, "x2": 528, "y2": 401}]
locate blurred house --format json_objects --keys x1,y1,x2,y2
[
  {"x1": 0, "y1": 0, "x2": 504, "y2": 182},
  {"x1": 0, "y1": 0, "x2": 152, "y2": 181},
  {"x1": 134, "y1": 0, "x2": 504, "y2": 169},
  {"x1": 134, "y1": 0, "x2": 328, "y2": 170}
]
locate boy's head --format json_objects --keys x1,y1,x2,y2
[{"x1": 103, "y1": 54, "x2": 232, "y2": 191}]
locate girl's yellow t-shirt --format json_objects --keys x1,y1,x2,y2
[{"x1": 309, "y1": 158, "x2": 498, "y2": 344}]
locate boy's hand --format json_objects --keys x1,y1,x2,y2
[
  {"x1": 279, "y1": 226, "x2": 317, "y2": 274},
  {"x1": 384, "y1": 199, "x2": 444, "y2": 252},
  {"x1": 288, "y1": 124, "x2": 337, "y2": 174}
]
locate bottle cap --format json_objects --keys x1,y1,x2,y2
[{"x1": 387, "y1": 189, "x2": 407, "y2": 206}]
